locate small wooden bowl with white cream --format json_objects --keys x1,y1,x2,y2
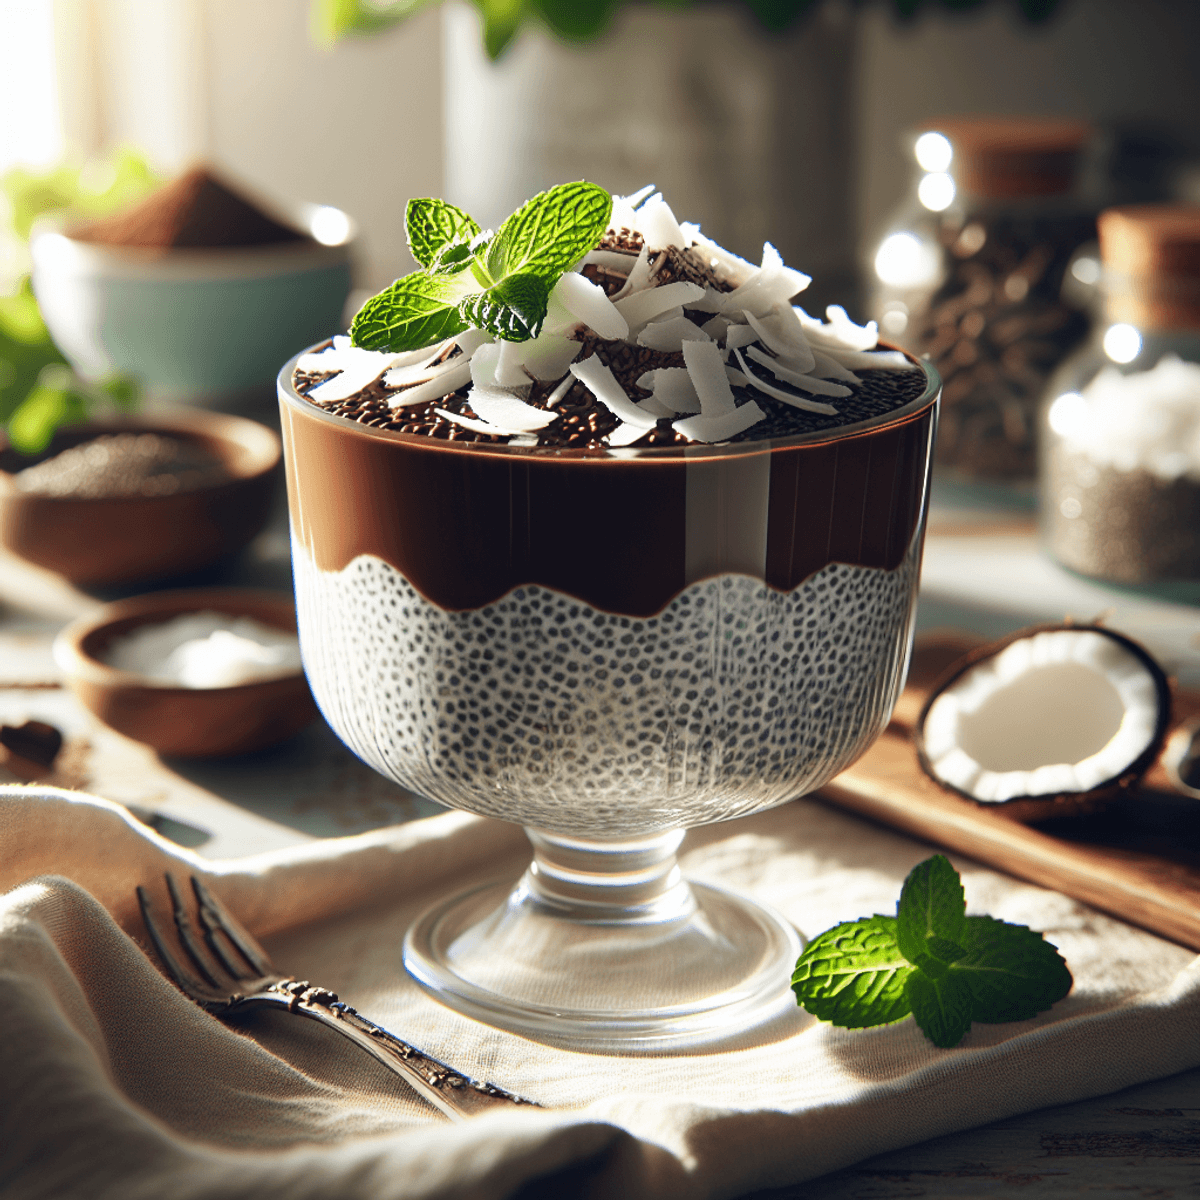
[{"x1": 54, "y1": 588, "x2": 317, "y2": 758}]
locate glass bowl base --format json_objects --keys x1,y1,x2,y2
[{"x1": 403, "y1": 873, "x2": 804, "y2": 1053}]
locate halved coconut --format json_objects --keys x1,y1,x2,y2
[{"x1": 915, "y1": 624, "x2": 1171, "y2": 821}]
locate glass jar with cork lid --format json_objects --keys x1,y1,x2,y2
[
  {"x1": 870, "y1": 117, "x2": 1097, "y2": 498},
  {"x1": 1041, "y1": 205, "x2": 1200, "y2": 599}
]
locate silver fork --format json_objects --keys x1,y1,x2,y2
[{"x1": 137, "y1": 873, "x2": 541, "y2": 1120}]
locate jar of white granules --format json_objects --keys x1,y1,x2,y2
[{"x1": 1040, "y1": 204, "x2": 1200, "y2": 597}]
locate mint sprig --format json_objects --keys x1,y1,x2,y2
[
  {"x1": 350, "y1": 182, "x2": 612, "y2": 350},
  {"x1": 791, "y1": 855, "x2": 1072, "y2": 1048}
]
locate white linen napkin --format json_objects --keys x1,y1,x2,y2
[{"x1": 3, "y1": 783, "x2": 1198, "y2": 1199}]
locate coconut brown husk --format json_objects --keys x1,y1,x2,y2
[{"x1": 913, "y1": 622, "x2": 1173, "y2": 823}]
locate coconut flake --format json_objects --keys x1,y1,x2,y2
[
  {"x1": 495, "y1": 340, "x2": 531, "y2": 387},
  {"x1": 825, "y1": 305, "x2": 879, "y2": 352},
  {"x1": 725, "y1": 243, "x2": 811, "y2": 318},
  {"x1": 543, "y1": 374, "x2": 576, "y2": 408},
  {"x1": 810, "y1": 350, "x2": 862, "y2": 384},
  {"x1": 609, "y1": 184, "x2": 655, "y2": 230},
  {"x1": 636, "y1": 368, "x2": 701, "y2": 414},
  {"x1": 554, "y1": 271, "x2": 628, "y2": 341},
  {"x1": 468, "y1": 388, "x2": 556, "y2": 432},
  {"x1": 687, "y1": 229, "x2": 759, "y2": 289},
  {"x1": 733, "y1": 350, "x2": 838, "y2": 414},
  {"x1": 435, "y1": 408, "x2": 509, "y2": 437},
  {"x1": 470, "y1": 342, "x2": 502, "y2": 389},
  {"x1": 303, "y1": 336, "x2": 403, "y2": 403},
  {"x1": 570, "y1": 355, "x2": 658, "y2": 428},
  {"x1": 682, "y1": 339, "x2": 738, "y2": 417},
  {"x1": 740, "y1": 306, "x2": 816, "y2": 373},
  {"x1": 607, "y1": 421, "x2": 651, "y2": 447},
  {"x1": 611, "y1": 243, "x2": 652, "y2": 300},
  {"x1": 614, "y1": 282, "x2": 705, "y2": 333},
  {"x1": 387, "y1": 359, "x2": 473, "y2": 408},
  {"x1": 673, "y1": 401, "x2": 764, "y2": 444},
  {"x1": 636, "y1": 395, "x2": 675, "y2": 419},
  {"x1": 821, "y1": 347, "x2": 916, "y2": 371},
  {"x1": 636, "y1": 195, "x2": 688, "y2": 250},
  {"x1": 520, "y1": 330, "x2": 583, "y2": 381},
  {"x1": 637, "y1": 316, "x2": 712, "y2": 352},
  {"x1": 743, "y1": 345, "x2": 851, "y2": 398}
]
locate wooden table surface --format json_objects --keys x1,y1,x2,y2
[{"x1": 3, "y1": 461, "x2": 1199, "y2": 1197}]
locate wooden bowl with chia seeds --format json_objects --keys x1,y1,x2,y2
[
  {"x1": 53, "y1": 587, "x2": 316, "y2": 758},
  {"x1": 0, "y1": 408, "x2": 280, "y2": 585}
]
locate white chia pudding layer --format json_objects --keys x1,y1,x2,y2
[{"x1": 293, "y1": 538, "x2": 921, "y2": 837}]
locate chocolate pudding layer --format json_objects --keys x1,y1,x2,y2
[{"x1": 280, "y1": 359, "x2": 937, "y2": 616}]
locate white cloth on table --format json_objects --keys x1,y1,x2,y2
[{"x1": 2, "y1": 783, "x2": 1198, "y2": 1199}]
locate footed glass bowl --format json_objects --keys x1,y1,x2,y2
[{"x1": 279, "y1": 353, "x2": 939, "y2": 1051}]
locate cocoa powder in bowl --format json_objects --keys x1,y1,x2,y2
[{"x1": 68, "y1": 166, "x2": 309, "y2": 250}]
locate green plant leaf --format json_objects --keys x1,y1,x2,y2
[
  {"x1": 791, "y1": 915, "x2": 914, "y2": 1029},
  {"x1": 950, "y1": 915, "x2": 1073, "y2": 1024},
  {"x1": 310, "y1": 0, "x2": 431, "y2": 44},
  {"x1": 896, "y1": 853, "x2": 966, "y2": 964},
  {"x1": 350, "y1": 269, "x2": 477, "y2": 351},
  {"x1": 459, "y1": 271, "x2": 549, "y2": 342},
  {"x1": 904, "y1": 968, "x2": 974, "y2": 1048},
  {"x1": 406, "y1": 198, "x2": 482, "y2": 268},
  {"x1": 533, "y1": 0, "x2": 619, "y2": 41},
  {"x1": 7, "y1": 383, "x2": 87, "y2": 454},
  {"x1": 485, "y1": 181, "x2": 612, "y2": 287}
]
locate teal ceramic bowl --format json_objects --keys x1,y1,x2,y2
[{"x1": 31, "y1": 208, "x2": 353, "y2": 399}]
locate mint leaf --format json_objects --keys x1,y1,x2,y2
[
  {"x1": 905, "y1": 969, "x2": 973, "y2": 1048},
  {"x1": 791, "y1": 915, "x2": 914, "y2": 1029},
  {"x1": 950, "y1": 915, "x2": 1072, "y2": 1024},
  {"x1": 484, "y1": 182, "x2": 612, "y2": 285},
  {"x1": 406, "y1": 198, "x2": 481, "y2": 268},
  {"x1": 793, "y1": 856, "x2": 1073, "y2": 1049},
  {"x1": 350, "y1": 269, "x2": 476, "y2": 352},
  {"x1": 896, "y1": 853, "x2": 965, "y2": 964},
  {"x1": 460, "y1": 272, "x2": 550, "y2": 343}
]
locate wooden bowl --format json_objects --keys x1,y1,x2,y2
[
  {"x1": 0, "y1": 409, "x2": 280, "y2": 585},
  {"x1": 53, "y1": 588, "x2": 318, "y2": 758}
]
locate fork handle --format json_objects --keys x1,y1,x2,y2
[{"x1": 228, "y1": 984, "x2": 541, "y2": 1120}]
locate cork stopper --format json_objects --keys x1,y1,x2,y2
[
  {"x1": 1098, "y1": 205, "x2": 1200, "y2": 329},
  {"x1": 925, "y1": 117, "x2": 1092, "y2": 198}
]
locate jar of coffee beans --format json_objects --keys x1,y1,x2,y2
[
  {"x1": 1041, "y1": 205, "x2": 1200, "y2": 597},
  {"x1": 870, "y1": 117, "x2": 1097, "y2": 497}
]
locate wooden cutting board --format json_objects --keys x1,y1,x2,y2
[{"x1": 820, "y1": 632, "x2": 1200, "y2": 950}]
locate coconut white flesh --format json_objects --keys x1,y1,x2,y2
[
  {"x1": 637, "y1": 316, "x2": 712, "y2": 351},
  {"x1": 635, "y1": 195, "x2": 688, "y2": 250},
  {"x1": 636, "y1": 368, "x2": 701, "y2": 414},
  {"x1": 674, "y1": 401, "x2": 764, "y2": 444},
  {"x1": 570, "y1": 356, "x2": 658, "y2": 428},
  {"x1": 733, "y1": 350, "x2": 839, "y2": 414},
  {"x1": 519, "y1": 330, "x2": 583, "y2": 382},
  {"x1": 614, "y1": 281, "x2": 705, "y2": 332},
  {"x1": 743, "y1": 345, "x2": 852, "y2": 398},
  {"x1": 387, "y1": 359, "x2": 473, "y2": 408},
  {"x1": 468, "y1": 388, "x2": 556, "y2": 432},
  {"x1": 810, "y1": 349, "x2": 862, "y2": 384},
  {"x1": 606, "y1": 420, "x2": 651, "y2": 447},
  {"x1": 611, "y1": 243, "x2": 651, "y2": 300},
  {"x1": 543, "y1": 374, "x2": 575, "y2": 408},
  {"x1": 302, "y1": 337, "x2": 403, "y2": 403},
  {"x1": 494, "y1": 340, "x2": 532, "y2": 387},
  {"x1": 553, "y1": 271, "x2": 628, "y2": 341},
  {"x1": 682, "y1": 340, "x2": 737, "y2": 417},
  {"x1": 921, "y1": 629, "x2": 1162, "y2": 803}
]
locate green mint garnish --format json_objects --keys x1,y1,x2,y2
[
  {"x1": 460, "y1": 273, "x2": 550, "y2": 343},
  {"x1": 791, "y1": 855, "x2": 1072, "y2": 1049},
  {"x1": 482, "y1": 181, "x2": 615, "y2": 291},
  {"x1": 350, "y1": 270, "x2": 474, "y2": 352},
  {"x1": 350, "y1": 182, "x2": 612, "y2": 350},
  {"x1": 405, "y1": 198, "x2": 481, "y2": 269}
]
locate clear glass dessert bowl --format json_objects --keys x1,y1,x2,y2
[{"x1": 279, "y1": 354, "x2": 940, "y2": 1051}]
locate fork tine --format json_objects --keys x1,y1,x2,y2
[
  {"x1": 164, "y1": 873, "x2": 224, "y2": 989},
  {"x1": 138, "y1": 883, "x2": 220, "y2": 994},
  {"x1": 190, "y1": 876, "x2": 272, "y2": 979}
]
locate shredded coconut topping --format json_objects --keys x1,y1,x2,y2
[{"x1": 303, "y1": 187, "x2": 920, "y2": 449}]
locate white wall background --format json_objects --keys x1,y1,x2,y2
[{"x1": 9, "y1": 1, "x2": 1200, "y2": 304}]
